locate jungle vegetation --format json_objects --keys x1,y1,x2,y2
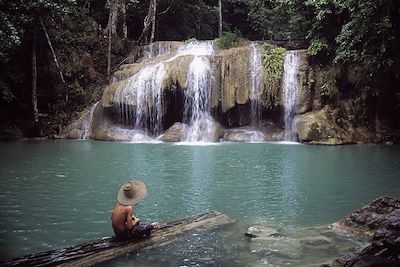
[{"x1": 0, "y1": 0, "x2": 399, "y2": 137}]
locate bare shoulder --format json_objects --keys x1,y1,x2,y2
[{"x1": 116, "y1": 203, "x2": 132, "y2": 212}]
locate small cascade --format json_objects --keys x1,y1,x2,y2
[
  {"x1": 114, "y1": 62, "x2": 165, "y2": 136},
  {"x1": 282, "y1": 50, "x2": 301, "y2": 141},
  {"x1": 249, "y1": 42, "x2": 263, "y2": 127},
  {"x1": 182, "y1": 41, "x2": 215, "y2": 142},
  {"x1": 82, "y1": 101, "x2": 99, "y2": 139},
  {"x1": 143, "y1": 42, "x2": 172, "y2": 60},
  {"x1": 168, "y1": 41, "x2": 214, "y2": 62}
]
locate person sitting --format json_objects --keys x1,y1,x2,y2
[{"x1": 111, "y1": 180, "x2": 158, "y2": 240}]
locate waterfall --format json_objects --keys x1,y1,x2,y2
[
  {"x1": 184, "y1": 56, "x2": 213, "y2": 142},
  {"x1": 249, "y1": 42, "x2": 263, "y2": 127},
  {"x1": 113, "y1": 62, "x2": 165, "y2": 136},
  {"x1": 181, "y1": 41, "x2": 215, "y2": 142},
  {"x1": 135, "y1": 63, "x2": 166, "y2": 135},
  {"x1": 168, "y1": 41, "x2": 214, "y2": 62},
  {"x1": 82, "y1": 101, "x2": 99, "y2": 139},
  {"x1": 282, "y1": 51, "x2": 301, "y2": 141}
]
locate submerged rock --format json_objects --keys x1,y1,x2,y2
[{"x1": 245, "y1": 225, "x2": 278, "y2": 238}]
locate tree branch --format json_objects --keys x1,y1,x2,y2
[
  {"x1": 157, "y1": 0, "x2": 175, "y2": 16},
  {"x1": 40, "y1": 19, "x2": 66, "y2": 87}
]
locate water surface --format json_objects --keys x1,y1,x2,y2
[{"x1": 0, "y1": 140, "x2": 399, "y2": 265}]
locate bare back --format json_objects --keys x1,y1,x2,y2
[{"x1": 111, "y1": 203, "x2": 134, "y2": 235}]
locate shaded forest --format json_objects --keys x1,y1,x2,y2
[{"x1": 0, "y1": 0, "x2": 399, "y2": 139}]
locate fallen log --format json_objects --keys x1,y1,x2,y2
[{"x1": 2, "y1": 211, "x2": 235, "y2": 267}]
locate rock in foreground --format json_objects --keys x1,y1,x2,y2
[{"x1": 323, "y1": 196, "x2": 400, "y2": 267}]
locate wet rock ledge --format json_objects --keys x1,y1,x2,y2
[{"x1": 323, "y1": 196, "x2": 400, "y2": 267}]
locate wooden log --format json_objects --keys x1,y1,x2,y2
[{"x1": 2, "y1": 211, "x2": 235, "y2": 267}]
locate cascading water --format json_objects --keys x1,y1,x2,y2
[
  {"x1": 282, "y1": 50, "x2": 301, "y2": 141},
  {"x1": 134, "y1": 63, "x2": 165, "y2": 135},
  {"x1": 113, "y1": 62, "x2": 165, "y2": 136},
  {"x1": 184, "y1": 56, "x2": 213, "y2": 142},
  {"x1": 181, "y1": 41, "x2": 215, "y2": 142},
  {"x1": 249, "y1": 42, "x2": 263, "y2": 127},
  {"x1": 113, "y1": 41, "x2": 215, "y2": 140},
  {"x1": 82, "y1": 101, "x2": 99, "y2": 139}
]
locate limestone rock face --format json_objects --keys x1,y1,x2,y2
[
  {"x1": 160, "y1": 122, "x2": 188, "y2": 142},
  {"x1": 216, "y1": 46, "x2": 252, "y2": 112},
  {"x1": 294, "y1": 102, "x2": 377, "y2": 145},
  {"x1": 296, "y1": 50, "x2": 313, "y2": 114},
  {"x1": 62, "y1": 41, "x2": 386, "y2": 145}
]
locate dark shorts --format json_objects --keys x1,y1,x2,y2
[{"x1": 115, "y1": 223, "x2": 153, "y2": 241}]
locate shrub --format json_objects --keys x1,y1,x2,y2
[{"x1": 215, "y1": 32, "x2": 241, "y2": 50}]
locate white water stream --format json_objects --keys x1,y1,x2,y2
[
  {"x1": 113, "y1": 62, "x2": 165, "y2": 136},
  {"x1": 249, "y1": 42, "x2": 263, "y2": 127},
  {"x1": 182, "y1": 42, "x2": 216, "y2": 142},
  {"x1": 282, "y1": 51, "x2": 301, "y2": 141},
  {"x1": 82, "y1": 101, "x2": 99, "y2": 139}
]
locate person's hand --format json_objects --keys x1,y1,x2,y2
[{"x1": 132, "y1": 215, "x2": 140, "y2": 225}]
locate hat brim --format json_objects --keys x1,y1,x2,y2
[{"x1": 117, "y1": 180, "x2": 147, "y2": 206}]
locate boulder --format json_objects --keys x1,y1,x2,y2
[
  {"x1": 159, "y1": 122, "x2": 188, "y2": 142},
  {"x1": 294, "y1": 103, "x2": 377, "y2": 145},
  {"x1": 223, "y1": 128, "x2": 266, "y2": 142},
  {"x1": 208, "y1": 119, "x2": 224, "y2": 142},
  {"x1": 333, "y1": 197, "x2": 400, "y2": 241},
  {"x1": 323, "y1": 197, "x2": 400, "y2": 267},
  {"x1": 60, "y1": 109, "x2": 90, "y2": 139},
  {"x1": 92, "y1": 127, "x2": 152, "y2": 142},
  {"x1": 184, "y1": 118, "x2": 223, "y2": 142},
  {"x1": 293, "y1": 106, "x2": 339, "y2": 144}
]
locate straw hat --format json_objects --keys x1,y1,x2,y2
[{"x1": 117, "y1": 180, "x2": 147, "y2": 206}]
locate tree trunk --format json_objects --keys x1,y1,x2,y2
[
  {"x1": 150, "y1": 0, "x2": 157, "y2": 43},
  {"x1": 2, "y1": 211, "x2": 235, "y2": 267},
  {"x1": 218, "y1": 0, "x2": 222, "y2": 37},
  {"x1": 32, "y1": 28, "x2": 38, "y2": 123},
  {"x1": 107, "y1": 20, "x2": 112, "y2": 77},
  {"x1": 106, "y1": 0, "x2": 115, "y2": 77},
  {"x1": 106, "y1": 0, "x2": 118, "y2": 36},
  {"x1": 121, "y1": 0, "x2": 127, "y2": 39},
  {"x1": 139, "y1": 0, "x2": 157, "y2": 44}
]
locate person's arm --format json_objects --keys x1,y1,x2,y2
[{"x1": 126, "y1": 207, "x2": 139, "y2": 230}]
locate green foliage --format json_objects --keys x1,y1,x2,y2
[
  {"x1": 0, "y1": 0, "x2": 76, "y2": 59},
  {"x1": 242, "y1": 0, "x2": 309, "y2": 40},
  {"x1": 262, "y1": 44, "x2": 286, "y2": 81},
  {"x1": 261, "y1": 43, "x2": 286, "y2": 109},
  {"x1": 319, "y1": 66, "x2": 340, "y2": 100},
  {"x1": 308, "y1": 38, "x2": 329, "y2": 56},
  {"x1": 68, "y1": 80, "x2": 86, "y2": 105},
  {"x1": 215, "y1": 32, "x2": 241, "y2": 49}
]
